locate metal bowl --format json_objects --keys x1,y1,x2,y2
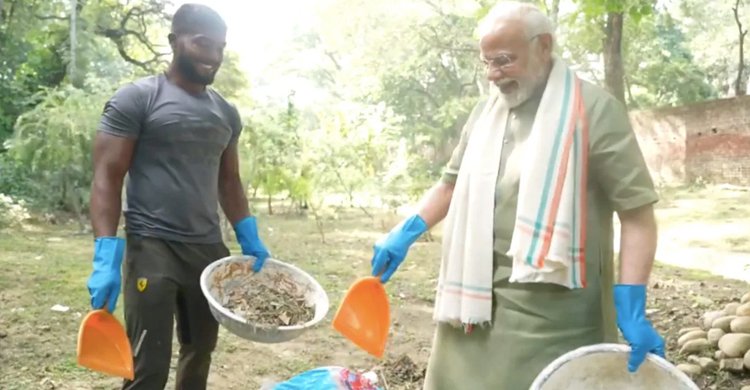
[
  {"x1": 530, "y1": 343, "x2": 700, "y2": 390},
  {"x1": 199, "y1": 255, "x2": 329, "y2": 343}
]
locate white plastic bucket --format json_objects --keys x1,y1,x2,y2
[{"x1": 530, "y1": 343, "x2": 700, "y2": 390}]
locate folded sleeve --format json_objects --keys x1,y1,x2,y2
[{"x1": 588, "y1": 95, "x2": 659, "y2": 211}]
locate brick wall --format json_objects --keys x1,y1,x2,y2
[
  {"x1": 629, "y1": 107, "x2": 687, "y2": 184},
  {"x1": 629, "y1": 96, "x2": 750, "y2": 186}
]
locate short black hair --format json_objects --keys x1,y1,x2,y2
[{"x1": 171, "y1": 3, "x2": 227, "y2": 35}]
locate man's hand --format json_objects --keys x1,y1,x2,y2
[
  {"x1": 234, "y1": 216, "x2": 270, "y2": 272},
  {"x1": 371, "y1": 214, "x2": 428, "y2": 283},
  {"x1": 614, "y1": 284, "x2": 665, "y2": 372},
  {"x1": 87, "y1": 237, "x2": 126, "y2": 313}
]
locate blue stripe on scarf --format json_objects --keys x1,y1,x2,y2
[{"x1": 525, "y1": 69, "x2": 573, "y2": 265}]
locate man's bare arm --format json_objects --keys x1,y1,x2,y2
[
  {"x1": 218, "y1": 142, "x2": 250, "y2": 225},
  {"x1": 617, "y1": 204, "x2": 658, "y2": 285},
  {"x1": 90, "y1": 132, "x2": 136, "y2": 237},
  {"x1": 416, "y1": 181, "x2": 455, "y2": 228}
]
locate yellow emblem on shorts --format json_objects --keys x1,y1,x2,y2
[{"x1": 137, "y1": 277, "x2": 148, "y2": 292}]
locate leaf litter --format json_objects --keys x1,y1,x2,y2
[
  {"x1": 212, "y1": 261, "x2": 315, "y2": 327},
  {"x1": 374, "y1": 354, "x2": 425, "y2": 389}
]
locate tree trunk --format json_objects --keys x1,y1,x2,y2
[
  {"x1": 0, "y1": 0, "x2": 4, "y2": 25},
  {"x1": 733, "y1": 0, "x2": 747, "y2": 96},
  {"x1": 267, "y1": 193, "x2": 273, "y2": 215},
  {"x1": 603, "y1": 12, "x2": 626, "y2": 105},
  {"x1": 307, "y1": 199, "x2": 326, "y2": 244},
  {"x1": 624, "y1": 75, "x2": 637, "y2": 108},
  {"x1": 69, "y1": 0, "x2": 77, "y2": 86}
]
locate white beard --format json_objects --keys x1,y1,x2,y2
[
  {"x1": 493, "y1": 54, "x2": 549, "y2": 109},
  {"x1": 496, "y1": 80, "x2": 538, "y2": 108}
]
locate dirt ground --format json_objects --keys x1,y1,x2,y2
[
  {"x1": 1, "y1": 185, "x2": 749, "y2": 389},
  {"x1": 648, "y1": 267, "x2": 750, "y2": 389}
]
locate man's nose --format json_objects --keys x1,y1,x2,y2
[
  {"x1": 210, "y1": 52, "x2": 222, "y2": 64},
  {"x1": 486, "y1": 67, "x2": 505, "y2": 83}
]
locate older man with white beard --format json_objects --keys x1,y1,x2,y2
[{"x1": 369, "y1": 2, "x2": 665, "y2": 389}]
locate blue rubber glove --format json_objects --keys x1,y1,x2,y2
[
  {"x1": 87, "y1": 237, "x2": 125, "y2": 313},
  {"x1": 614, "y1": 284, "x2": 665, "y2": 372},
  {"x1": 234, "y1": 216, "x2": 270, "y2": 272},
  {"x1": 371, "y1": 214, "x2": 428, "y2": 283}
]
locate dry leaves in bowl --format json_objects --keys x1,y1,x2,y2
[
  {"x1": 214, "y1": 261, "x2": 315, "y2": 328},
  {"x1": 201, "y1": 256, "x2": 329, "y2": 343}
]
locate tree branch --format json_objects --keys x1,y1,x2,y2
[
  {"x1": 324, "y1": 50, "x2": 342, "y2": 71},
  {"x1": 34, "y1": 14, "x2": 67, "y2": 21},
  {"x1": 421, "y1": 0, "x2": 443, "y2": 16},
  {"x1": 406, "y1": 76, "x2": 440, "y2": 108},
  {"x1": 94, "y1": 3, "x2": 170, "y2": 72}
]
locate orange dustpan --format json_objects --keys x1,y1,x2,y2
[
  {"x1": 76, "y1": 309, "x2": 134, "y2": 380},
  {"x1": 332, "y1": 276, "x2": 390, "y2": 358}
]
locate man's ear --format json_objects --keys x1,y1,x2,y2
[
  {"x1": 168, "y1": 33, "x2": 177, "y2": 48},
  {"x1": 538, "y1": 33, "x2": 554, "y2": 56}
]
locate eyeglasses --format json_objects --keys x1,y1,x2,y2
[
  {"x1": 479, "y1": 34, "x2": 541, "y2": 72},
  {"x1": 480, "y1": 53, "x2": 516, "y2": 72}
]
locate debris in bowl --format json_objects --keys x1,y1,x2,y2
[{"x1": 211, "y1": 261, "x2": 315, "y2": 327}]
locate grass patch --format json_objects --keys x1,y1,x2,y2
[{"x1": 1, "y1": 184, "x2": 749, "y2": 388}]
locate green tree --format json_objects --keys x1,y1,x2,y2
[
  {"x1": 0, "y1": 0, "x2": 172, "y2": 145},
  {"x1": 571, "y1": 0, "x2": 654, "y2": 105},
  {"x1": 4, "y1": 79, "x2": 115, "y2": 220},
  {"x1": 304, "y1": 0, "x2": 486, "y2": 193},
  {"x1": 623, "y1": 11, "x2": 716, "y2": 108},
  {"x1": 212, "y1": 50, "x2": 251, "y2": 106}
]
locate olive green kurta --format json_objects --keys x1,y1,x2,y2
[{"x1": 423, "y1": 79, "x2": 659, "y2": 390}]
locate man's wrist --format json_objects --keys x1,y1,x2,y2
[
  {"x1": 94, "y1": 235, "x2": 124, "y2": 242},
  {"x1": 93, "y1": 236, "x2": 126, "y2": 265},
  {"x1": 232, "y1": 215, "x2": 255, "y2": 228},
  {"x1": 400, "y1": 214, "x2": 428, "y2": 241},
  {"x1": 234, "y1": 216, "x2": 259, "y2": 241}
]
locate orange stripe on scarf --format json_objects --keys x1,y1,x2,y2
[{"x1": 535, "y1": 79, "x2": 582, "y2": 268}]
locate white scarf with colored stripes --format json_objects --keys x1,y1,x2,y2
[{"x1": 433, "y1": 58, "x2": 589, "y2": 328}]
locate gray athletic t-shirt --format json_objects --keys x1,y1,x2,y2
[{"x1": 98, "y1": 74, "x2": 242, "y2": 244}]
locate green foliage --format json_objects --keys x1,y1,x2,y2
[
  {"x1": 297, "y1": 0, "x2": 485, "y2": 199},
  {"x1": 0, "y1": 152, "x2": 35, "y2": 200},
  {"x1": 240, "y1": 100, "x2": 301, "y2": 211},
  {"x1": 0, "y1": 0, "x2": 69, "y2": 142},
  {"x1": 624, "y1": 12, "x2": 717, "y2": 108},
  {"x1": 574, "y1": 0, "x2": 654, "y2": 23},
  {"x1": 310, "y1": 102, "x2": 399, "y2": 200},
  {"x1": 0, "y1": 0, "x2": 743, "y2": 218},
  {"x1": 558, "y1": 0, "x2": 719, "y2": 108},
  {"x1": 4, "y1": 79, "x2": 115, "y2": 213},
  {"x1": 0, "y1": 0, "x2": 170, "y2": 146},
  {"x1": 212, "y1": 51, "x2": 251, "y2": 105},
  {"x1": 241, "y1": 97, "x2": 401, "y2": 212},
  {"x1": 666, "y1": 0, "x2": 744, "y2": 97},
  {"x1": 80, "y1": 0, "x2": 172, "y2": 73}
]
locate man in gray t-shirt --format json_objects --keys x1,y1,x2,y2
[
  {"x1": 100, "y1": 70, "x2": 242, "y2": 243},
  {"x1": 85, "y1": 4, "x2": 271, "y2": 389}
]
